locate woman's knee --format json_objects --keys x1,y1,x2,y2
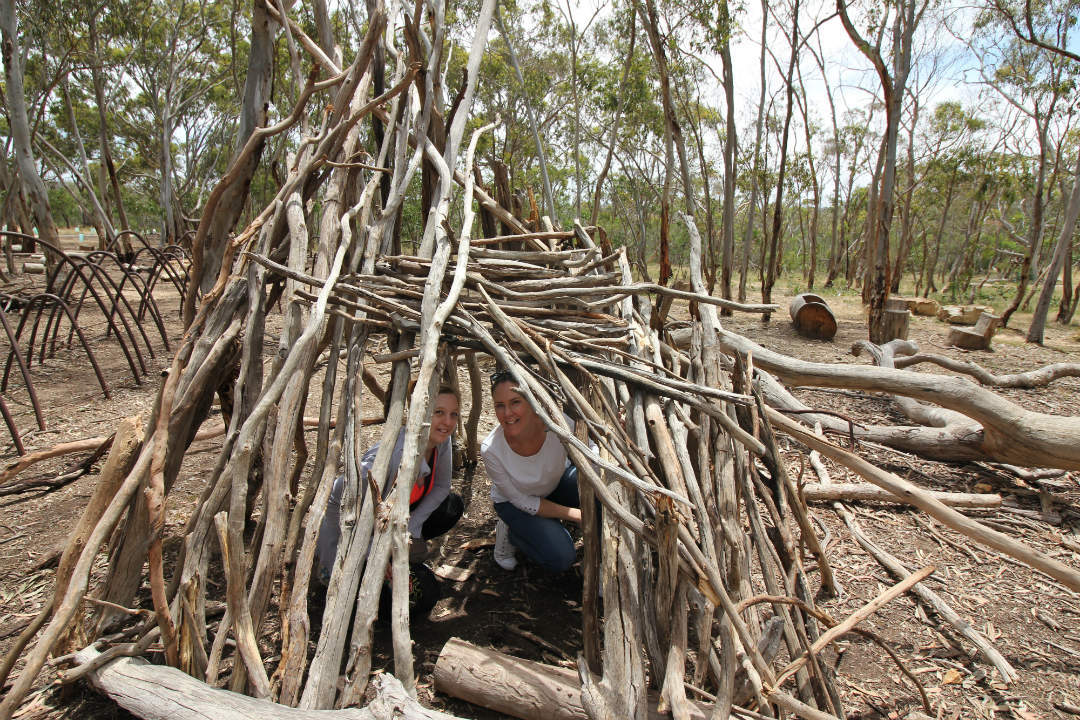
[{"x1": 543, "y1": 538, "x2": 577, "y2": 572}]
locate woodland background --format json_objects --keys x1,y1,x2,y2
[{"x1": 1, "y1": 0, "x2": 1078, "y2": 339}]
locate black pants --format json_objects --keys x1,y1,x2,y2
[{"x1": 418, "y1": 492, "x2": 464, "y2": 540}]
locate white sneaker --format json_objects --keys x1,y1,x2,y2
[{"x1": 493, "y1": 519, "x2": 518, "y2": 570}]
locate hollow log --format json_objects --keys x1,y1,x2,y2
[{"x1": 788, "y1": 293, "x2": 837, "y2": 340}]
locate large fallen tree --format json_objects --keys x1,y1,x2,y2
[{"x1": 1, "y1": 2, "x2": 1078, "y2": 720}]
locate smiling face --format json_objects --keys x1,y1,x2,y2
[
  {"x1": 427, "y1": 391, "x2": 460, "y2": 450},
  {"x1": 492, "y1": 380, "x2": 545, "y2": 451}
]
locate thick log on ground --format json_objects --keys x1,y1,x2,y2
[
  {"x1": 801, "y1": 483, "x2": 1001, "y2": 508},
  {"x1": 74, "y1": 647, "x2": 460, "y2": 720},
  {"x1": 788, "y1": 293, "x2": 837, "y2": 340},
  {"x1": 718, "y1": 328, "x2": 1080, "y2": 470},
  {"x1": 937, "y1": 304, "x2": 994, "y2": 324},
  {"x1": 434, "y1": 637, "x2": 714, "y2": 720},
  {"x1": 892, "y1": 296, "x2": 940, "y2": 316}
]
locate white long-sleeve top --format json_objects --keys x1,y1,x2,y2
[{"x1": 481, "y1": 425, "x2": 570, "y2": 515}]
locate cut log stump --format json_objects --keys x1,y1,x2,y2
[
  {"x1": 883, "y1": 298, "x2": 910, "y2": 341},
  {"x1": 789, "y1": 293, "x2": 837, "y2": 340},
  {"x1": 892, "y1": 296, "x2": 940, "y2": 316},
  {"x1": 947, "y1": 312, "x2": 1001, "y2": 351}
]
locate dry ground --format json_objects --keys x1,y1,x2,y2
[{"x1": 1, "y1": 265, "x2": 1079, "y2": 720}]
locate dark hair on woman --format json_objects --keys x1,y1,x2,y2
[{"x1": 488, "y1": 368, "x2": 515, "y2": 394}]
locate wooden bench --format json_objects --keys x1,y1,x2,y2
[{"x1": 947, "y1": 311, "x2": 1001, "y2": 350}]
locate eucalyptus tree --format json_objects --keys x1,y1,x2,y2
[
  {"x1": 836, "y1": 0, "x2": 932, "y2": 342},
  {"x1": 826, "y1": 108, "x2": 878, "y2": 287},
  {"x1": 739, "y1": 0, "x2": 769, "y2": 301},
  {"x1": 760, "y1": 0, "x2": 802, "y2": 307},
  {"x1": 121, "y1": 0, "x2": 234, "y2": 247},
  {"x1": 793, "y1": 46, "x2": 821, "y2": 289},
  {"x1": 911, "y1": 102, "x2": 984, "y2": 295},
  {"x1": 802, "y1": 30, "x2": 845, "y2": 293},
  {"x1": 969, "y1": 3, "x2": 1077, "y2": 328},
  {"x1": 0, "y1": 0, "x2": 61, "y2": 263}
]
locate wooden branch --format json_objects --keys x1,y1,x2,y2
[
  {"x1": 800, "y1": 483, "x2": 1002, "y2": 508},
  {"x1": 890, "y1": 352, "x2": 1080, "y2": 389},
  {"x1": 834, "y1": 504, "x2": 1018, "y2": 683},
  {"x1": 0, "y1": 436, "x2": 113, "y2": 485},
  {"x1": 75, "y1": 647, "x2": 462, "y2": 720},
  {"x1": 54, "y1": 415, "x2": 144, "y2": 655},
  {"x1": 774, "y1": 565, "x2": 935, "y2": 687},
  {"x1": 769, "y1": 409, "x2": 1080, "y2": 593}
]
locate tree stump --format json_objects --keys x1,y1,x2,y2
[
  {"x1": 788, "y1": 293, "x2": 837, "y2": 340},
  {"x1": 883, "y1": 298, "x2": 910, "y2": 341},
  {"x1": 892, "y1": 296, "x2": 940, "y2": 316}
]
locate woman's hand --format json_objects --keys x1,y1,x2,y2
[{"x1": 537, "y1": 499, "x2": 582, "y2": 524}]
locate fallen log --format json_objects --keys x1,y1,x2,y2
[
  {"x1": 889, "y1": 351, "x2": 1080, "y2": 389},
  {"x1": 718, "y1": 328, "x2": 1080, "y2": 470},
  {"x1": 433, "y1": 632, "x2": 787, "y2": 720},
  {"x1": 435, "y1": 637, "x2": 708, "y2": 720},
  {"x1": 800, "y1": 483, "x2": 1001, "y2": 508},
  {"x1": 73, "y1": 647, "x2": 461, "y2": 720}
]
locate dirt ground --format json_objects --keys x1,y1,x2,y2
[{"x1": 1, "y1": 262, "x2": 1079, "y2": 720}]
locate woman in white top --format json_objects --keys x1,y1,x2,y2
[{"x1": 481, "y1": 370, "x2": 580, "y2": 571}]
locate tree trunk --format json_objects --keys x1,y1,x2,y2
[
  {"x1": 87, "y1": 13, "x2": 130, "y2": 239},
  {"x1": 0, "y1": 0, "x2": 60, "y2": 268},
  {"x1": 184, "y1": 0, "x2": 277, "y2": 326},
  {"x1": 1056, "y1": 244, "x2": 1073, "y2": 323},
  {"x1": 1001, "y1": 125, "x2": 1050, "y2": 328},
  {"x1": 764, "y1": 0, "x2": 800, "y2": 307},
  {"x1": 1027, "y1": 148, "x2": 1080, "y2": 343},
  {"x1": 923, "y1": 167, "x2": 957, "y2": 297},
  {"x1": 891, "y1": 105, "x2": 919, "y2": 293},
  {"x1": 795, "y1": 55, "x2": 820, "y2": 290},
  {"x1": 738, "y1": 0, "x2": 768, "y2": 303},
  {"x1": 589, "y1": 7, "x2": 634, "y2": 229},
  {"x1": 718, "y1": 2, "x2": 737, "y2": 305}
]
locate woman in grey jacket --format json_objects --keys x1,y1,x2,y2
[{"x1": 316, "y1": 385, "x2": 463, "y2": 616}]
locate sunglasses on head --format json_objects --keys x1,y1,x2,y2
[{"x1": 489, "y1": 369, "x2": 514, "y2": 390}]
